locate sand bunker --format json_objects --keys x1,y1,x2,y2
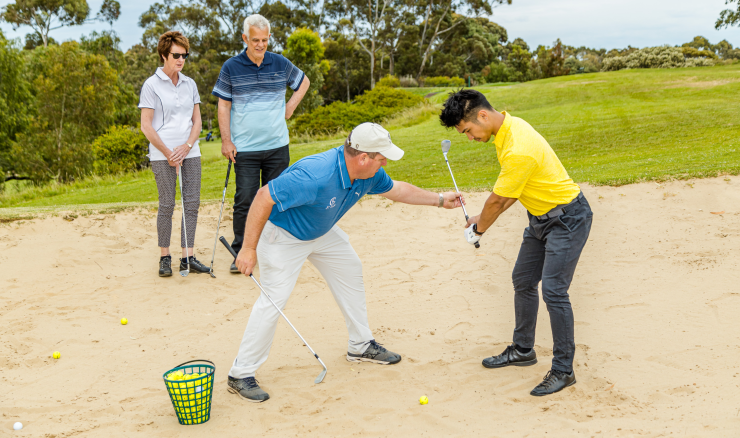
[{"x1": 2, "y1": 176, "x2": 740, "y2": 436}]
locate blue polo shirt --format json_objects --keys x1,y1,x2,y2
[
  {"x1": 212, "y1": 51, "x2": 305, "y2": 152},
  {"x1": 268, "y1": 146, "x2": 395, "y2": 241}
]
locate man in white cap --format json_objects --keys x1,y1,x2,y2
[{"x1": 228, "y1": 122, "x2": 464, "y2": 402}]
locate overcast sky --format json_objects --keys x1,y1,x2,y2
[{"x1": 1, "y1": 0, "x2": 739, "y2": 50}]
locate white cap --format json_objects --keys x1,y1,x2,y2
[{"x1": 347, "y1": 123, "x2": 404, "y2": 161}]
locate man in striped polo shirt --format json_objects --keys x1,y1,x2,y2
[{"x1": 212, "y1": 14, "x2": 310, "y2": 272}]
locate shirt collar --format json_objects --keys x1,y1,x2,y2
[
  {"x1": 240, "y1": 50, "x2": 273, "y2": 67},
  {"x1": 337, "y1": 146, "x2": 352, "y2": 189},
  {"x1": 493, "y1": 111, "x2": 512, "y2": 153},
  {"x1": 155, "y1": 67, "x2": 185, "y2": 86}
]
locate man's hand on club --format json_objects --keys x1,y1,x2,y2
[
  {"x1": 441, "y1": 192, "x2": 465, "y2": 209},
  {"x1": 235, "y1": 247, "x2": 257, "y2": 277},
  {"x1": 464, "y1": 214, "x2": 482, "y2": 245},
  {"x1": 465, "y1": 214, "x2": 480, "y2": 228},
  {"x1": 221, "y1": 140, "x2": 237, "y2": 163}
]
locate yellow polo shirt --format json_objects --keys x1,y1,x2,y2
[{"x1": 493, "y1": 112, "x2": 580, "y2": 216}]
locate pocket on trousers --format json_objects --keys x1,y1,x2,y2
[
  {"x1": 332, "y1": 226, "x2": 350, "y2": 243},
  {"x1": 556, "y1": 214, "x2": 575, "y2": 233}
]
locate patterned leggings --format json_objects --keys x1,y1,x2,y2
[{"x1": 152, "y1": 157, "x2": 201, "y2": 248}]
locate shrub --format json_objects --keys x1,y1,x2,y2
[
  {"x1": 377, "y1": 75, "x2": 401, "y2": 88},
  {"x1": 399, "y1": 75, "x2": 419, "y2": 87},
  {"x1": 422, "y1": 76, "x2": 465, "y2": 87},
  {"x1": 602, "y1": 46, "x2": 717, "y2": 71},
  {"x1": 291, "y1": 86, "x2": 424, "y2": 135},
  {"x1": 92, "y1": 125, "x2": 149, "y2": 175}
]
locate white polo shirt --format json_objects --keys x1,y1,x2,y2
[{"x1": 138, "y1": 67, "x2": 202, "y2": 161}]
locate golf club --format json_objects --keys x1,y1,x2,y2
[
  {"x1": 219, "y1": 236, "x2": 327, "y2": 384},
  {"x1": 441, "y1": 139, "x2": 480, "y2": 248},
  {"x1": 178, "y1": 164, "x2": 190, "y2": 276},
  {"x1": 208, "y1": 161, "x2": 232, "y2": 278}
]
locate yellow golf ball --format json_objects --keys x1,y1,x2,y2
[
  {"x1": 53, "y1": 351, "x2": 61, "y2": 359},
  {"x1": 419, "y1": 395, "x2": 428, "y2": 405},
  {"x1": 121, "y1": 318, "x2": 128, "y2": 325}
]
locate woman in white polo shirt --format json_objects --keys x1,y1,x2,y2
[{"x1": 139, "y1": 31, "x2": 210, "y2": 277}]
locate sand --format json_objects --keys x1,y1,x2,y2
[{"x1": 2, "y1": 176, "x2": 740, "y2": 437}]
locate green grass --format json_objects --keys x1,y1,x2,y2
[{"x1": 3, "y1": 64, "x2": 740, "y2": 209}]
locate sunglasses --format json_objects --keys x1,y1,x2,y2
[{"x1": 169, "y1": 52, "x2": 190, "y2": 60}]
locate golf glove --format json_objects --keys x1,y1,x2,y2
[{"x1": 464, "y1": 224, "x2": 481, "y2": 245}]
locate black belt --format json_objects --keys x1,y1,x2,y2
[{"x1": 535, "y1": 192, "x2": 584, "y2": 220}]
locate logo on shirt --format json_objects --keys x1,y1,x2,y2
[{"x1": 326, "y1": 197, "x2": 336, "y2": 209}]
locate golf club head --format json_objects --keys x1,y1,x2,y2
[
  {"x1": 209, "y1": 269, "x2": 216, "y2": 278},
  {"x1": 315, "y1": 367, "x2": 327, "y2": 384},
  {"x1": 180, "y1": 269, "x2": 189, "y2": 277},
  {"x1": 441, "y1": 139, "x2": 451, "y2": 154}
]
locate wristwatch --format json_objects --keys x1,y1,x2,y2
[
  {"x1": 438, "y1": 193, "x2": 444, "y2": 208},
  {"x1": 186, "y1": 142, "x2": 193, "y2": 148},
  {"x1": 473, "y1": 223, "x2": 485, "y2": 235}
]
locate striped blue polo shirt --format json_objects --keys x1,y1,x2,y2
[
  {"x1": 212, "y1": 51, "x2": 305, "y2": 152},
  {"x1": 268, "y1": 146, "x2": 395, "y2": 241}
]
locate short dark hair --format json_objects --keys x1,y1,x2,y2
[
  {"x1": 343, "y1": 134, "x2": 379, "y2": 158},
  {"x1": 439, "y1": 89, "x2": 494, "y2": 128}
]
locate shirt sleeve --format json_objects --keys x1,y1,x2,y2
[
  {"x1": 211, "y1": 62, "x2": 233, "y2": 101},
  {"x1": 268, "y1": 168, "x2": 319, "y2": 212},
  {"x1": 284, "y1": 57, "x2": 305, "y2": 91},
  {"x1": 138, "y1": 81, "x2": 156, "y2": 109},
  {"x1": 191, "y1": 80, "x2": 201, "y2": 105},
  {"x1": 367, "y1": 168, "x2": 394, "y2": 195},
  {"x1": 493, "y1": 154, "x2": 539, "y2": 199}
]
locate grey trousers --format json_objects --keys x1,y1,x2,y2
[
  {"x1": 511, "y1": 193, "x2": 593, "y2": 373},
  {"x1": 151, "y1": 157, "x2": 201, "y2": 248}
]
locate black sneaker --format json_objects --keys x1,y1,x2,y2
[
  {"x1": 227, "y1": 376, "x2": 270, "y2": 403},
  {"x1": 530, "y1": 369, "x2": 576, "y2": 396},
  {"x1": 179, "y1": 256, "x2": 210, "y2": 274},
  {"x1": 347, "y1": 340, "x2": 402, "y2": 364},
  {"x1": 230, "y1": 261, "x2": 240, "y2": 273},
  {"x1": 159, "y1": 256, "x2": 172, "y2": 277},
  {"x1": 482, "y1": 344, "x2": 537, "y2": 368}
]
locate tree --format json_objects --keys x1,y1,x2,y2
[
  {"x1": 716, "y1": 0, "x2": 740, "y2": 29},
  {"x1": 327, "y1": 0, "x2": 391, "y2": 89},
  {"x1": 13, "y1": 42, "x2": 119, "y2": 183},
  {"x1": 284, "y1": 27, "x2": 328, "y2": 114},
  {"x1": 0, "y1": 31, "x2": 32, "y2": 182},
  {"x1": 323, "y1": 24, "x2": 369, "y2": 103},
  {"x1": 1, "y1": 0, "x2": 120, "y2": 47},
  {"x1": 535, "y1": 39, "x2": 569, "y2": 79},
  {"x1": 414, "y1": 0, "x2": 511, "y2": 82}
]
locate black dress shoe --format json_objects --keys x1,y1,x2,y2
[
  {"x1": 530, "y1": 369, "x2": 576, "y2": 396},
  {"x1": 482, "y1": 344, "x2": 537, "y2": 368},
  {"x1": 159, "y1": 256, "x2": 172, "y2": 277},
  {"x1": 179, "y1": 256, "x2": 210, "y2": 274}
]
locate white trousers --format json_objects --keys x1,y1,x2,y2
[{"x1": 229, "y1": 221, "x2": 374, "y2": 378}]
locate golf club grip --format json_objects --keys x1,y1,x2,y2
[
  {"x1": 219, "y1": 236, "x2": 238, "y2": 258},
  {"x1": 224, "y1": 161, "x2": 232, "y2": 187}
]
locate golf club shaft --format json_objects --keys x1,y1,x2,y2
[
  {"x1": 179, "y1": 164, "x2": 190, "y2": 270},
  {"x1": 443, "y1": 153, "x2": 480, "y2": 248},
  {"x1": 443, "y1": 154, "x2": 471, "y2": 218},
  {"x1": 219, "y1": 237, "x2": 327, "y2": 369},
  {"x1": 209, "y1": 161, "x2": 233, "y2": 273}
]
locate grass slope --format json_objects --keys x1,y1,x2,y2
[{"x1": 3, "y1": 64, "x2": 740, "y2": 208}]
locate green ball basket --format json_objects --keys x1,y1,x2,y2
[{"x1": 163, "y1": 359, "x2": 215, "y2": 425}]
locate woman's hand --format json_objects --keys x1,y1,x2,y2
[{"x1": 166, "y1": 149, "x2": 180, "y2": 167}]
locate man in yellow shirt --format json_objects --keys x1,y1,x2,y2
[{"x1": 440, "y1": 89, "x2": 593, "y2": 396}]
